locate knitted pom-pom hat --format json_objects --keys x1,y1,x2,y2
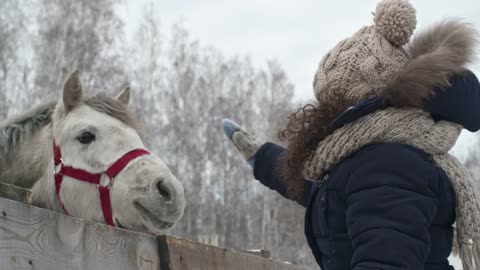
[
  {"x1": 313, "y1": 0, "x2": 416, "y2": 105},
  {"x1": 313, "y1": 0, "x2": 476, "y2": 108}
]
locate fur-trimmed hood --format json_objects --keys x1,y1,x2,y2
[
  {"x1": 426, "y1": 69, "x2": 480, "y2": 132},
  {"x1": 331, "y1": 69, "x2": 480, "y2": 132},
  {"x1": 383, "y1": 19, "x2": 479, "y2": 107}
]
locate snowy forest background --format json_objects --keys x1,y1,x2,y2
[{"x1": 0, "y1": 1, "x2": 479, "y2": 269}]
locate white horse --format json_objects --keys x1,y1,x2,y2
[{"x1": 0, "y1": 70, "x2": 186, "y2": 235}]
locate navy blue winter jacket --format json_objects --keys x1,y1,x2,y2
[{"x1": 253, "y1": 70, "x2": 480, "y2": 270}]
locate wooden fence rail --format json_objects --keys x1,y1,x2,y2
[{"x1": 0, "y1": 183, "x2": 308, "y2": 270}]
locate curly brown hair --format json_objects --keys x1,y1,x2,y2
[{"x1": 278, "y1": 92, "x2": 350, "y2": 201}]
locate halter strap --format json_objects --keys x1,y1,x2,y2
[{"x1": 53, "y1": 140, "x2": 149, "y2": 226}]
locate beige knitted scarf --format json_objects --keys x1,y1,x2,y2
[{"x1": 302, "y1": 107, "x2": 480, "y2": 270}]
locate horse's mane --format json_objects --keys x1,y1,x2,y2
[
  {"x1": 0, "y1": 94, "x2": 139, "y2": 160},
  {"x1": 0, "y1": 101, "x2": 56, "y2": 159}
]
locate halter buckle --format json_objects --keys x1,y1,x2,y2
[
  {"x1": 98, "y1": 173, "x2": 114, "y2": 189},
  {"x1": 54, "y1": 158, "x2": 64, "y2": 175}
]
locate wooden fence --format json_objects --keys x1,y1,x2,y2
[{"x1": 0, "y1": 183, "x2": 308, "y2": 270}]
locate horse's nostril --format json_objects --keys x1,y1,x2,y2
[{"x1": 156, "y1": 180, "x2": 173, "y2": 202}]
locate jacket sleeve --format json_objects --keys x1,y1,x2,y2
[
  {"x1": 345, "y1": 148, "x2": 439, "y2": 270},
  {"x1": 253, "y1": 142, "x2": 312, "y2": 207}
]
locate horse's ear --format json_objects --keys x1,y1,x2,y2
[
  {"x1": 115, "y1": 86, "x2": 130, "y2": 106},
  {"x1": 63, "y1": 70, "x2": 83, "y2": 112}
]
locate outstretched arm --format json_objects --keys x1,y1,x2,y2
[{"x1": 222, "y1": 119, "x2": 311, "y2": 207}]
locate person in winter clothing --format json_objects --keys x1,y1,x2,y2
[{"x1": 223, "y1": 0, "x2": 480, "y2": 269}]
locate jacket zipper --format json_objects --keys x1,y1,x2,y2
[{"x1": 317, "y1": 173, "x2": 329, "y2": 190}]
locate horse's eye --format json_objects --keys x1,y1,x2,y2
[{"x1": 77, "y1": 131, "x2": 96, "y2": 144}]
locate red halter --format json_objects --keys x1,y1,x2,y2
[{"x1": 53, "y1": 140, "x2": 149, "y2": 226}]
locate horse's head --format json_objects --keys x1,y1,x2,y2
[{"x1": 50, "y1": 70, "x2": 185, "y2": 235}]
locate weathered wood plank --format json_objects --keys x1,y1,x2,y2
[
  {"x1": 0, "y1": 197, "x2": 161, "y2": 270},
  {"x1": 0, "y1": 182, "x2": 31, "y2": 204},
  {"x1": 158, "y1": 235, "x2": 307, "y2": 270},
  {"x1": 0, "y1": 191, "x2": 308, "y2": 270}
]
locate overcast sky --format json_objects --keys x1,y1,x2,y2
[{"x1": 120, "y1": 0, "x2": 480, "y2": 158}]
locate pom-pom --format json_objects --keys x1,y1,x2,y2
[{"x1": 373, "y1": 0, "x2": 417, "y2": 46}]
